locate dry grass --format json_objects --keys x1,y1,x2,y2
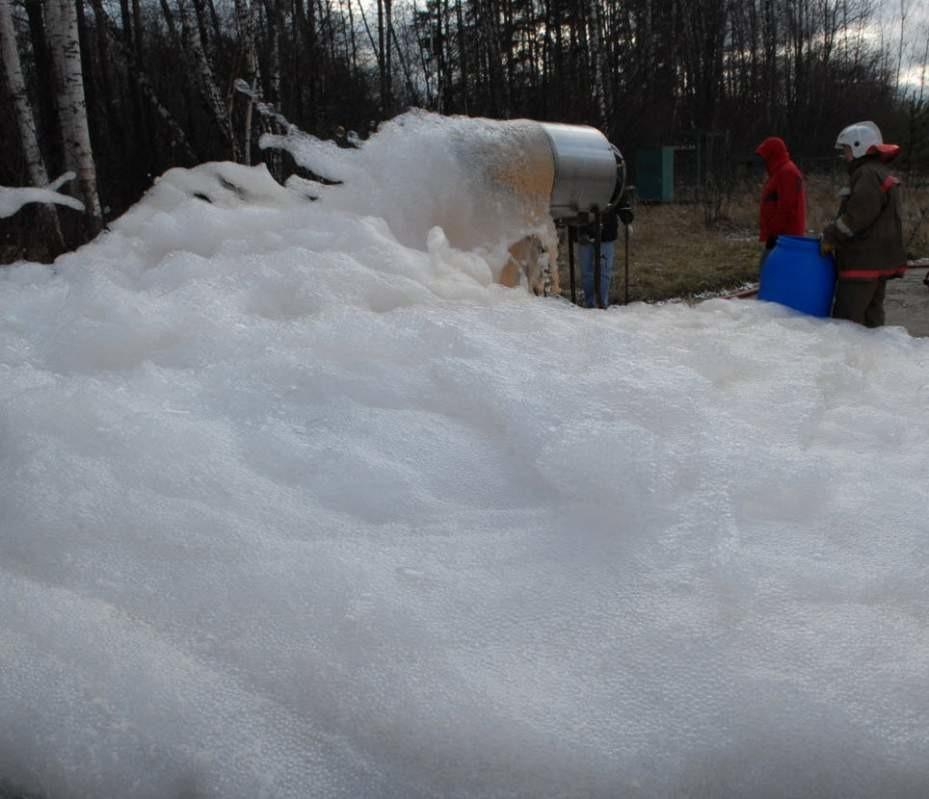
[{"x1": 556, "y1": 173, "x2": 929, "y2": 305}]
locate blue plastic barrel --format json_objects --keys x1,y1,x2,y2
[{"x1": 758, "y1": 235, "x2": 836, "y2": 317}]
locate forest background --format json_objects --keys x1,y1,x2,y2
[{"x1": 2, "y1": 0, "x2": 929, "y2": 273}]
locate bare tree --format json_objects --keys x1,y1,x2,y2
[
  {"x1": 43, "y1": 0, "x2": 103, "y2": 235},
  {"x1": 176, "y1": 0, "x2": 238, "y2": 159},
  {"x1": 894, "y1": 0, "x2": 909, "y2": 94},
  {"x1": 265, "y1": 0, "x2": 283, "y2": 108},
  {"x1": 232, "y1": 0, "x2": 261, "y2": 162},
  {"x1": 0, "y1": 0, "x2": 65, "y2": 249},
  {"x1": 96, "y1": 2, "x2": 198, "y2": 162},
  {"x1": 587, "y1": 0, "x2": 607, "y2": 128},
  {"x1": 3, "y1": 0, "x2": 920, "y2": 265}
]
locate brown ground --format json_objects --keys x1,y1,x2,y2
[
  {"x1": 555, "y1": 175, "x2": 929, "y2": 335},
  {"x1": 885, "y1": 265, "x2": 929, "y2": 337}
]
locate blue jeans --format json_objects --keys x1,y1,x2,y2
[{"x1": 578, "y1": 241, "x2": 615, "y2": 307}]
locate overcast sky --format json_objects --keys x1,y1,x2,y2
[{"x1": 877, "y1": 1, "x2": 929, "y2": 93}]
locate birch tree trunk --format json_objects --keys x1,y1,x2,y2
[
  {"x1": 2, "y1": 0, "x2": 50, "y2": 188},
  {"x1": 233, "y1": 0, "x2": 261, "y2": 163},
  {"x1": 44, "y1": 0, "x2": 103, "y2": 235},
  {"x1": 190, "y1": 0, "x2": 214, "y2": 61},
  {"x1": 1, "y1": 0, "x2": 65, "y2": 249},
  {"x1": 177, "y1": 0, "x2": 238, "y2": 159},
  {"x1": 266, "y1": 0, "x2": 282, "y2": 108},
  {"x1": 24, "y1": 0, "x2": 61, "y2": 172},
  {"x1": 384, "y1": 0, "x2": 392, "y2": 111}
]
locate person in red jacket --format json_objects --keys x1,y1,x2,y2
[{"x1": 756, "y1": 137, "x2": 807, "y2": 266}]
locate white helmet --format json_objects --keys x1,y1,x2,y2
[{"x1": 835, "y1": 121, "x2": 882, "y2": 159}]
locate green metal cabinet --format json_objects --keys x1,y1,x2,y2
[{"x1": 634, "y1": 147, "x2": 674, "y2": 202}]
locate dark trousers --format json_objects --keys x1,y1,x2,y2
[
  {"x1": 758, "y1": 244, "x2": 774, "y2": 270},
  {"x1": 832, "y1": 278, "x2": 886, "y2": 328}
]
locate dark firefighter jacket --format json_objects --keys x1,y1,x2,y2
[{"x1": 823, "y1": 155, "x2": 907, "y2": 280}]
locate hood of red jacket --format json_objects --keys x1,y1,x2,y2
[{"x1": 755, "y1": 137, "x2": 789, "y2": 174}]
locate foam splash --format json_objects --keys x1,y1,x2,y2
[{"x1": 261, "y1": 109, "x2": 559, "y2": 274}]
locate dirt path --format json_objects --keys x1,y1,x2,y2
[
  {"x1": 885, "y1": 265, "x2": 929, "y2": 337},
  {"x1": 716, "y1": 262, "x2": 929, "y2": 337}
]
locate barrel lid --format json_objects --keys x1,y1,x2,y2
[{"x1": 776, "y1": 235, "x2": 820, "y2": 249}]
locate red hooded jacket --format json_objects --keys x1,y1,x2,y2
[{"x1": 756, "y1": 137, "x2": 806, "y2": 244}]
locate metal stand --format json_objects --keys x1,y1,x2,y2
[
  {"x1": 623, "y1": 222, "x2": 630, "y2": 305},
  {"x1": 567, "y1": 225, "x2": 577, "y2": 305},
  {"x1": 618, "y1": 185, "x2": 636, "y2": 305},
  {"x1": 592, "y1": 205, "x2": 603, "y2": 308}
]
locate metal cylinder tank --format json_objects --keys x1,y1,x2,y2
[{"x1": 540, "y1": 123, "x2": 625, "y2": 220}]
